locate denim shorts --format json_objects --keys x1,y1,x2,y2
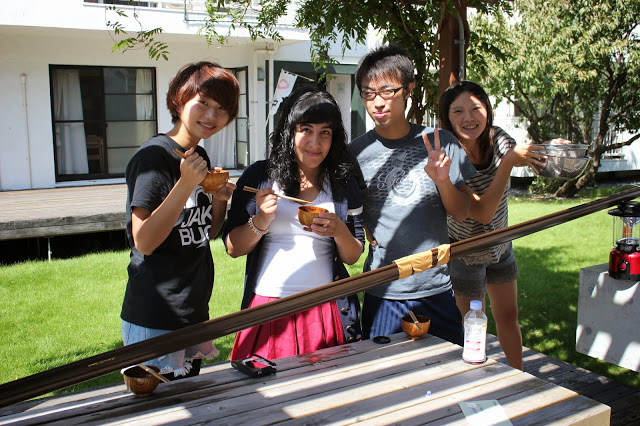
[
  {"x1": 450, "y1": 242, "x2": 519, "y2": 299},
  {"x1": 121, "y1": 320, "x2": 219, "y2": 376}
]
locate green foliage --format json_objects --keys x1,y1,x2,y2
[
  {"x1": 105, "y1": 5, "x2": 169, "y2": 61},
  {"x1": 469, "y1": 0, "x2": 640, "y2": 195},
  {"x1": 203, "y1": 0, "x2": 511, "y2": 122},
  {"x1": 528, "y1": 175, "x2": 565, "y2": 195},
  {"x1": 105, "y1": 1, "x2": 511, "y2": 122}
]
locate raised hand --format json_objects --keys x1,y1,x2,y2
[
  {"x1": 251, "y1": 186, "x2": 278, "y2": 231},
  {"x1": 179, "y1": 147, "x2": 209, "y2": 187},
  {"x1": 212, "y1": 181, "x2": 237, "y2": 201},
  {"x1": 422, "y1": 129, "x2": 452, "y2": 184}
]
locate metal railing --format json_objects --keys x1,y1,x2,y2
[{"x1": 84, "y1": 1, "x2": 262, "y2": 22}]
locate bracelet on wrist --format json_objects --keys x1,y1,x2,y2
[{"x1": 248, "y1": 215, "x2": 268, "y2": 236}]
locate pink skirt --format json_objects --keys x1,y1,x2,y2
[{"x1": 230, "y1": 293, "x2": 346, "y2": 361}]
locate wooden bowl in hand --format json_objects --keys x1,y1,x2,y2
[
  {"x1": 200, "y1": 169, "x2": 229, "y2": 193},
  {"x1": 298, "y1": 205, "x2": 329, "y2": 232}
]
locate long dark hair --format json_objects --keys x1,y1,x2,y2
[
  {"x1": 267, "y1": 87, "x2": 357, "y2": 200},
  {"x1": 438, "y1": 80, "x2": 494, "y2": 154}
]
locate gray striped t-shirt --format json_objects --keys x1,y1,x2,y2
[{"x1": 447, "y1": 126, "x2": 515, "y2": 264}]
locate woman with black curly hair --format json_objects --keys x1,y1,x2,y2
[{"x1": 223, "y1": 87, "x2": 365, "y2": 361}]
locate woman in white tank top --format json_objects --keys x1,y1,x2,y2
[{"x1": 223, "y1": 87, "x2": 365, "y2": 361}]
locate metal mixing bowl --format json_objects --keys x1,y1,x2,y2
[
  {"x1": 538, "y1": 143, "x2": 589, "y2": 158},
  {"x1": 533, "y1": 154, "x2": 591, "y2": 179}
]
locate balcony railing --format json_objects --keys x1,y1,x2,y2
[{"x1": 84, "y1": 1, "x2": 262, "y2": 22}]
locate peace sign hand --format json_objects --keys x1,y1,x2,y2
[{"x1": 422, "y1": 128, "x2": 451, "y2": 184}]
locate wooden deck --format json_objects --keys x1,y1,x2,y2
[
  {"x1": 0, "y1": 184, "x2": 127, "y2": 241},
  {"x1": 0, "y1": 180, "x2": 239, "y2": 242},
  {"x1": 486, "y1": 335, "x2": 640, "y2": 425}
]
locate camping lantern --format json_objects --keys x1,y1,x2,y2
[{"x1": 608, "y1": 201, "x2": 640, "y2": 280}]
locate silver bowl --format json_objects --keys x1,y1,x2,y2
[
  {"x1": 532, "y1": 154, "x2": 591, "y2": 180},
  {"x1": 538, "y1": 143, "x2": 589, "y2": 158}
]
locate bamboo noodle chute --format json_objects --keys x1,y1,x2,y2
[{"x1": 1, "y1": 187, "x2": 639, "y2": 408}]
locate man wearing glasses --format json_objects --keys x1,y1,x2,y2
[{"x1": 348, "y1": 44, "x2": 476, "y2": 345}]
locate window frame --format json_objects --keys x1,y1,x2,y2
[{"x1": 49, "y1": 64, "x2": 158, "y2": 182}]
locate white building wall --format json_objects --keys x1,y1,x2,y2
[
  {"x1": 0, "y1": 26, "x2": 268, "y2": 190},
  {"x1": 0, "y1": 1, "x2": 370, "y2": 191}
]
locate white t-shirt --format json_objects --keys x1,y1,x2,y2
[{"x1": 253, "y1": 182, "x2": 335, "y2": 298}]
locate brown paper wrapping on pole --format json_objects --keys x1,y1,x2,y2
[{"x1": 395, "y1": 244, "x2": 451, "y2": 278}]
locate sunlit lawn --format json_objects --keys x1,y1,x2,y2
[{"x1": 0, "y1": 187, "x2": 638, "y2": 400}]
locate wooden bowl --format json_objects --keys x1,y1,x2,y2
[
  {"x1": 401, "y1": 314, "x2": 431, "y2": 340},
  {"x1": 122, "y1": 365, "x2": 161, "y2": 398},
  {"x1": 298, "y1": 205, "x2": 329, "y2": 232},
  {"x1": 200, "y1": 169, "x2": 229, "y2": 193}
]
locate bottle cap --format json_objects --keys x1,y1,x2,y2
[{"x1": 470, "y1": 300, "x2": 482, "y2": 310}]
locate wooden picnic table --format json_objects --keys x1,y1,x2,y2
[{"x1": 0, "y1": 333, "x2": 610, "y2": 425}]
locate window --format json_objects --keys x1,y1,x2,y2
[
  {"x1": 200, "y1": 67, "x2": 250, "y2": 170},
  {"x1": 50, "y1": 65, "x2": 157, "y2": 181}
]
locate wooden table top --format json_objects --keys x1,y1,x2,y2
[{"x1": 0, "y1": 333, "x2": 610, "y2": 425}]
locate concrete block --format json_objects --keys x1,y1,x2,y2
[{"x1": 576, "y1": 264, "x2": 640, "y2": 372}]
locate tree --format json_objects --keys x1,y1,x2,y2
[
  {"x1": 107, "y1": 0, "x2": 510, "y2": 123},
  {"x1": 469, "y1": 0, "x2": 640, "y2": 197}
]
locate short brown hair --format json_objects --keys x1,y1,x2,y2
[{"x1": 166, "y1": 61, "x2": 240, "y2": 124}]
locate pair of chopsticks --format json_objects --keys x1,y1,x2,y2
[
  {"x1": 243, "y1": 186, "x2": 312, "y2": 205},
  {"x1": 408, "y1": 310, "x2": 425, "y2": 333},
  {"x1": 137, "y1": 364, "x2": 172, "y2": 384},
  {"x1": 173, "y1": 148, "x2": 188, "y2": 159}
]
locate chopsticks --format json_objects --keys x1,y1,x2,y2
[
  {"x1": 173, "y1": 148, "x2": 188, "y2": 159},
  {"x1": 174, "y1": 149, "x2": 309, "y2": 205},
  {"x1": 243, "y1": 186, "x2": 312, "y2": 204},
  {"x1": 137, "y1": 364, "x2": 173, "y2": 384},
  {"x1": 408, "y1": 310, "x2": 424, "y2": 332}
]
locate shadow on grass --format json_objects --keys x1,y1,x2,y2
[{"x1": 486, "y1": 245, "x2": 640, "y2": 389}]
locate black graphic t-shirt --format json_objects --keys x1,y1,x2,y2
[{"x1": 121, "y1": 134, "x2": 214, "y2": 330}]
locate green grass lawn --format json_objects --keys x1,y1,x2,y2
[{"x1": 1, "y1": 189, "x2": 638, "y2": 400}]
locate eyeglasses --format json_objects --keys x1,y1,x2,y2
[{"x1": 359, "y1": 86, "x2": 406, "y2": 101}]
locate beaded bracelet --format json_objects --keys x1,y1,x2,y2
[{"x1": 248, "y1": 215, "x2": 268, "y2": 236}]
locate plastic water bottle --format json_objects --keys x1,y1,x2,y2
[{"x1": 462, "y1": 300, "x2": 487, "y2": 364}]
